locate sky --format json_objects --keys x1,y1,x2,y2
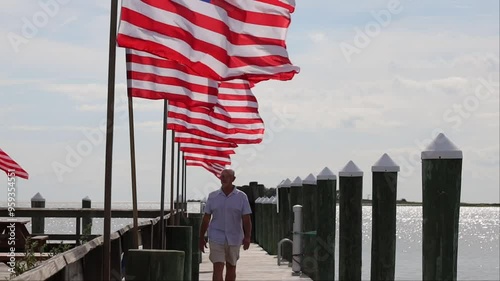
[{"x1": 0, "y1": 0, "x2": 498, "y2": 205}]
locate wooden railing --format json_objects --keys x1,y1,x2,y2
[{"x1": 0, "y1": 208, "x2": 174, "y2": 281}]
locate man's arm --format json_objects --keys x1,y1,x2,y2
[
  {"x1": 199, "y1": 213, "x2": 211, "y2": 253},
  {"x1": 242, "y1": 214, "x2": 252, "y2": 250}
]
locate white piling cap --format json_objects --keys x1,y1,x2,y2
[
  {"x1": 372, "y1": 153, "x2": 400, "y2": 172},
  {"x1": 82, "y1": 196, "x2": 91, "y2": 201},
  {"x1": 262, "y1": 197, "x2": 271, "y2": 204},
  {"x1": 317, "y1": 167, "x2": 337, "y2": 180},
  {"x1": 339, "y1": 161, "x2": 364, "y2": 177},
  {"x1": 422, "y1": 133, "x2": 463, "y2": 159},
  {"x1": 255, "y1": 197, "x2": 262, "y2": 203},
  {"x1": 290, "y1": 176, "x2": 302, "y2": 187},
  {"x1": 272, "y1": 197, "x2": 278, "y2": 204},
  {"x1": 276, "y1": 179, "x2": 285, "y2": 188},
  {"x1": 31, "y1": 192, "x2": 45, "y2": 201},
  {"x1": 302, "y1": 173, "x2": 317, "y2": 185},
  {"x1": 280, "y1": 178, "x2": 292, "y2": 188}
]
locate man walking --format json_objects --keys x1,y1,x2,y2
[{"x1": 199, "y1": 169, "x2": 252, "y2": 281}]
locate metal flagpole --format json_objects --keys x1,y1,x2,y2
[
  {"x1": 182, "y1": 152, "x2": 187, "y2": 213},
  {"x1": 169, "y1": 131, "x2": 176, "y2": 225},
  {"x1": 103, "y1": 0, "x2": 119, "y2": 279},
  {"x1": 127, "y1": 92, "x2": 139, "y2": 248},
  {"x1": 176, "y1": 142, "x2": 181, "y2": 224},
  {"x1": 160, "y1": 100, "x2": 168, "y2": 249}
]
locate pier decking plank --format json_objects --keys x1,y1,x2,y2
[{"x1": 199, "y1": 243, "x2": 311, "y2": 281}]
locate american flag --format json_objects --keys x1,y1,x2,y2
[
  {"x1": 117, "y1": 0, "x2": 299, "y2": 83},
  {"x1": 167, "y1": 80, "x2": 265, "y2": 144},
  {"x1": 0, "y1": 148, "x2": 29, "y2": 180},
  {"x1": 186, "y1": 159, "x2": 225, "y2": 178},
  {"x1": 126, "y1": 50, "x2": 219, "y2": 107}
]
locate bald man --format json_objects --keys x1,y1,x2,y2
[{"x1": 199, "y1": 169, "x2": 252, "y2": 281}]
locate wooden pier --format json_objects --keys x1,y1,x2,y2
[{"x1": 199, "y1": 243, "x2": 310, "y2": 281}]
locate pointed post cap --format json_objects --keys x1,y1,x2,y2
[
  {"x1": 276, "y1": 179, "x2": 285, "y2": 188},
  {"x1": 82, "y1": 196, "x2": 91, "y2": 201},
  {"x1": 339, "y1": 161, "x2": 364, "y2": 177},
  {"x1": 290, "y1": 176, "x2": 302, "y2": 187},
  {"x1": 302, "y1": 173, "x2": 317, "y2": 185},
  {"x1": 372, "y1": 153, "x2": 400, "y2": 172},
  {"x1": 31, "y1": 192, "x2": 45, "y2": 201},
  {"x1": 281, "y1": 178, "x2": 292, "y2": 188},
  {"x1": 317, "y1": 167, "x2": 337, "y2": 180},
  {"x1": 422, "y1": 133, "x2": 463, "y2": 159},
  {"x1": 272, "y1": 197, "x2": 278, "y2": 204},
  {"x1": 255, "y1": 197, "x2": 261, "y2": 203}
]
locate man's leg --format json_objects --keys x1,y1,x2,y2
[
  {"x1": 209, "y1": 242, "x2": 226, "y2": 281},
  {"x1": 225, "y1": 245, "x2": 241, "y2": 281},
  {"x1": 225, "y1": 263, "x2": 236, "y2": 281},
  {"x1": 213, "y1": 262, "x2": 225, "y2": 281}
]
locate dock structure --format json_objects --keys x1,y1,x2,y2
[{"x1": 199, "y1": 243, "x2": 311, "y2": 281}]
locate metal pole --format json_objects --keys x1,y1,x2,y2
[
  {"x1": 183, "y1": 154, "x2": 187, "y2": 213},
  {"x1": 169, "y1": 130, "x2": 176, "y2": 225},
  {"x1": 176, "y1": 142, "x2": 181, "y2": 224},
  {"x1": 103, "y1": 0, "x2": 118, "y2": 279},
  {"x1": 160, "y1": 100, "x2": 168, "y2": 249},
  {"x1": 127, "y1": 92, "x2": 139, "y2": 249}
]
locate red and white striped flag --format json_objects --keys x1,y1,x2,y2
[
  {"x1": 126, "y1": 50, "x2": 219, "y2": 107},
  {"x1": 0, "y1": 148, "x2": 29, "y2": 180},
  {"x1": 179, "y1": 142, "x2": 235, "y2": 157},
  {"x1": 183, "y1": 152, "x2": 231, "y2": 166},
  {"x1": 186, "y1": 159, "x2": 225, "y2": 178},
  {"x1": 168, "y1": 80, "x2": 265, "y2": 144},
  {"x1": 117, "y1": 0, "x2": 300, "y2": 83},
  {"x1": 175, "y1": 132, "x2": 237, "y2": 149}
]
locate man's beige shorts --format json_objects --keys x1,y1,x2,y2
[{"x1": 209, "y1": 242, "x2": 241, "y2": 266}]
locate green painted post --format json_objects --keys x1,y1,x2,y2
[
  {"x1": 339, "y1": 161, "x2": 363, "y2": 281},
  {"x1": 166, "y1": 225, "x2": 192, "y2": 281},
  {"x1": 255, "y1": 197, "x2": 262, "y2": 246},
  {"x1": 316, "y1": 167, "x2": 337, "y2": 281},
  {"x1": 301, "y1": 173, "x2": 318, "y2": 279},
  {"x1": 262, "y1": 197, "x2": 271, "y2": 253},
  {"x1": 280, "y1": 178, "x2": 292, "y2": 262},
  {"x1": 421, "y1": 133, "x2": 463, "y2": 281},
  {"x1": 249, "y1": 181, "x2": 259, "y2": 243},
  {"x1": 371, "y1": 154, "x2": 400, "y2": 281},
  {"x1": 184, "y1": 213, "x2": 203, "y2": 281},
  {"x1": 82, "y1": 196, "x2": 92, "y2": 236},
  {"x1": 257, "y1": 184, "x2": 266, "y2": 197},
  {"x1": 271, "y1": 196, "x2": 279, "y2": 255},
  {"x1": 31, "y1": 192, "x2": 45, "y2": 234},
  {"x1": 126, "y1": 249, "x2": 184, "y2": 280}
]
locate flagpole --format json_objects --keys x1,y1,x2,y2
[
  {"x1": 103, "y1": 0, "x2": 119, "y2": 279},
  {"x1": 175, "y1": 142, "x2": 181, "y2": 224},
  {"x1": 182, "y1": 153, "x2": 187, "y2": 213},
  {"x1": 160, "y1": 100, "x2": 168, "y2": 249},
  {"x1": 169, "y1": 130, "x2": 176, "y2": 225},
  {"x1": 127, "y1": 92, "x2": 139, "y2": 248}
]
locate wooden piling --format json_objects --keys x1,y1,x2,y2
[
  {"x1": 166, "y1": 225, "x2": 192, "y2": 281},
  {"x1": 301, "y1": 173, "x2": 318, "y2": 280},
  {"x1": 82, "y1": 196, "x2": 92, "y2": 236},
  {"x1": 31, "y1": 192, "x2": 45, "y2": 234},
  {"x1": 280, "y1": 178, "x2": 293, "y2": 262},
  {"x1": 371, "y1": 154, "x2": 400, "y2": 281},
  {"x1": 339, "y1": 161, "x2": 363, "y2": 281},
  {"x1": 421, "y1": 133, "x2": 463, "y2": 281},
  {"x1": 316, "y1": 167, "x2": 337, "y2": 281}
]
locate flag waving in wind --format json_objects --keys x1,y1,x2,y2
[
  {"x1": 0, "y1": 148, "x2": 29, "y2": 180},
  {"x1": 117, "y1": 0, "x2": 299, "y2": 83}
]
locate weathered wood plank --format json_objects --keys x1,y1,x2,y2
[
  {"x1": 0, "y1": 208, "x2": 169, "y2": 218},
  {"x1": 199, "y1": 243, "x2": 312, "y2": 281}
]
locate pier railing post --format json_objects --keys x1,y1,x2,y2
[
  {"x1": 292, "y1": 205, "x2": 303, "y2": 276},
  {"x1": 316, "y1": 167, "x2": 337, "y2": 281},
  {"x1": 371, "y1": 154, "x2": 400, "y2": 281},
  {"x1": 422, "y1": 133, "x2": 463, "y2": 281},
  {"x1": 280, "y1": 178, "x2": 293, "y2": 263},
  {"x1": 301, "y1": 173, "x2": 318, "y2": 279},
  {"x1": 82, "y1": 196, "x2": 92, "y2": 237},
  {"x1": 31, "y1": 192, "x2": 45, "y2": 234},
  {"x1": 339, "y1": 160, "x2": 363, "y2": 281}
]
